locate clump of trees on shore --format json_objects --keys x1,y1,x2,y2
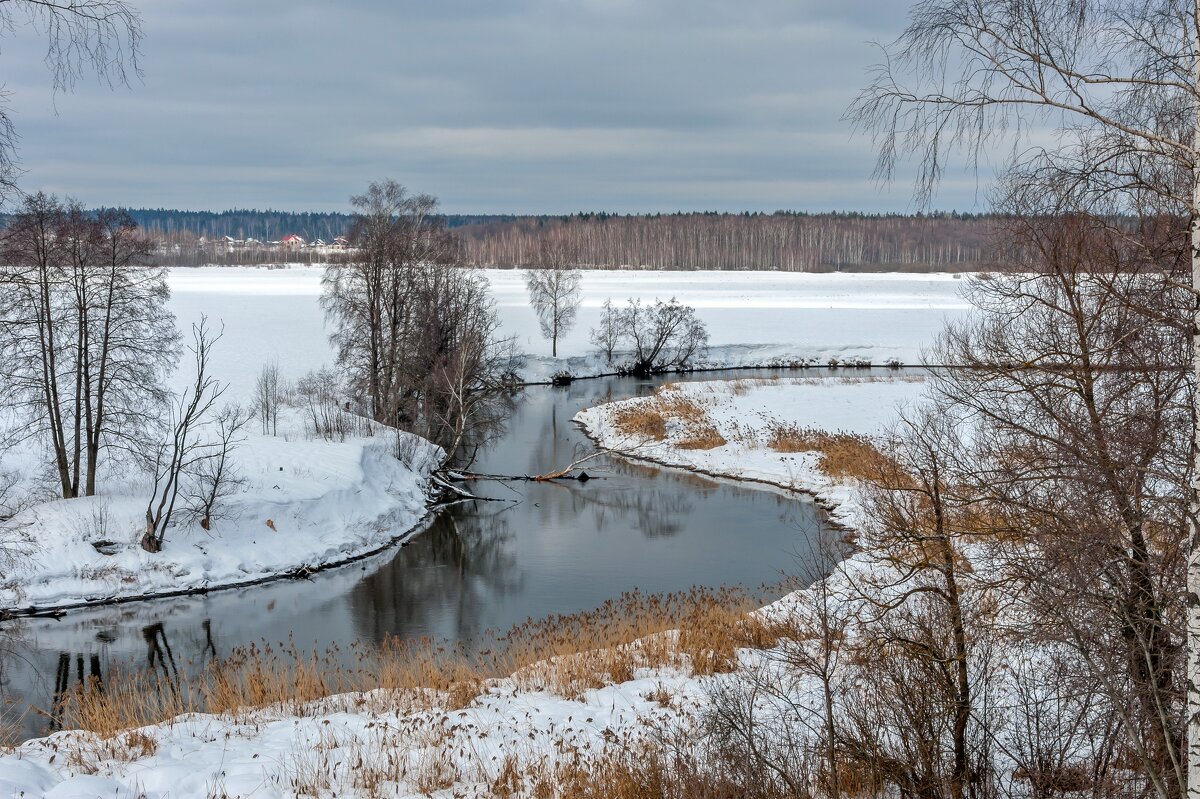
[{"x1": 321, "y1": 180, "x2": 518, "y2": 461}]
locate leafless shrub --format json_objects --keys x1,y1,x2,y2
[
  {"x1": 184, "y1": 403, "x2": 252, "y2": 531},
  {"x1": 591, "y1": 297, "x2": 708, "y2": 376},
  {"x1": 294, "y1": 367, "x2": 368, "y2": 442}
]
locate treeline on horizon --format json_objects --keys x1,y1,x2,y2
[
  {"x1": 458, "y1": 210, "x2": 996, "y2": 271},
  {"x1": 118, "y1": 207, "x2": 1001, "y2": 271}
]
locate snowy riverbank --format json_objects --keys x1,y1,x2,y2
[
  {"x1": 0, "y1": 409, "x2": 442, "y2": 615},
  {"x1": 574, "y1": 375, "x2": 926, "y2": 527}
]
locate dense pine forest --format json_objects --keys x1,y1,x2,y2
[{"x1": 122, "y1": 208, "x2": 996, "y2": 271}]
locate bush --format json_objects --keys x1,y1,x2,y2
[
  {"x1": 590, "y1": 297, "x2": 708, "y2": 376},
  {"x1": 295, "y1": 368, "x2": 369, "y2": 441}
]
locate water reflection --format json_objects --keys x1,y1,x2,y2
[{"x1": 2, "y1": 370, "x2": 835, "y2": 740}]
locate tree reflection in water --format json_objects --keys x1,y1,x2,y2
[{"x1": 349, "y1": 504, "x2": 522, "y2": 642}]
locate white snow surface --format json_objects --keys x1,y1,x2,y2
[
  {"x1": 575, "y1": 375, "x2": 928, "y2": 527},
  {"x1": 0, "y1": 410, "x2": 442, "y2": 613},
  {"x1": 165, "y1": 266, "x2": 971, "y2": 390}
]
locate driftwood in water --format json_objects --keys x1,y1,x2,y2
[{"x1": 441, "y1": 449, "x2": 605, "y2": 483}]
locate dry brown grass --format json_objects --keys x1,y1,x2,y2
[
  {"x1": 675, "y1": 427, "x2": 727, "y2": 451},
  {"x1": 613, "y1": 405, "x2": 667, "y2": 439},
  {"x1": 49, "y1": 586, "x2": 782, "y2": 740},
  {"x1": 766, "y1": 422, "x2": 897, "y2": 482},
  {"x1": 612, "y1": 389, "x2": 727, "y2": 451},
  {"x1": 726, "y1": 377, "x2": 779, "y2": 396},
  {"x1": 542, "y1": 738, "x2": 782, "y2": 799}
]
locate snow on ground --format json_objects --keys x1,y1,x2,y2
[
  {"x1": 575, "y1": 375, "x2": 927, "y2": 527},
  {"x1": 1, "y1": 664, "x2": 711, "y2": 798},
  {"x1": 0, "y1": 409, "x2": 442, "y2": 614},
  {"x1": 165, "y1": 266, "x2": 971, "y2": 391}
]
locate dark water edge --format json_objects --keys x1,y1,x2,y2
[{"x1": 1, "y1": 369, "x2": 842, "y2": 742}]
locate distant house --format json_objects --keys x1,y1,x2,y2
[
  {"x1": 279, "y1": 234, "x2": 306, "y2": 247},
  {"x1": 332, "y1": 236, "x2": 350, "y2": 249}
]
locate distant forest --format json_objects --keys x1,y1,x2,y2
[
  {"x1": 459, "y1": 211, "x2": 997, "y2": 271},
  {"x1": 123, "y1": 208, "x2": 510, "y2": 242},
  {"x1": 127, "y1": 208, "x2": 998, "y2": 271}
]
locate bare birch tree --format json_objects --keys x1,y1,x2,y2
[
  {"x1": 847, "y1": 3, "x2": 1200, "y2": 790},
  {"x1": 253, "y1": 361, "x2": 286, "y2": 435},
  {"x1": 524, "y1": 239, "x2": 582, "y2": 357}
]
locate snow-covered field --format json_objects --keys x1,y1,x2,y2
[
  {"x1": 575, "y1": 375, "x2": 926, "y2": 527},
  {"x1": 0, "y1": 410, "x2": 442, "y2": 614},
  {"x1": 166, "y1": 266, "x2": 971, "y2": 391}
]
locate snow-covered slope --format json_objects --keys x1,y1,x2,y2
[{"x1": 0, "y1": 410, "x2": 442, "y2": 614}]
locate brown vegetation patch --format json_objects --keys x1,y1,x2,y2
[
  {"x1": 613, "y1": 405, "x2": 667, "y2": 440},
  {"x1": 612, "y1": 389, "x2": 726, "y2": 450},
  {"x1": 49, "y1": 586, "x2": 782, "y2": 738},
  {"x1": 766, "y1": 421, "x2": 897, "y2": 481}
]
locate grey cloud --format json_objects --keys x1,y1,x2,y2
[{"x1": 3, "y1": 0, "x2": 986, "y2": 212}]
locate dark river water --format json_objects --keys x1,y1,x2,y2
[{"x1": 0, "y1": 370, "x2": 833, "y2": 740}]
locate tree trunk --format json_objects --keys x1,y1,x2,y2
[
  {"x1": 1188, "y1": 163, "x2": 1200, "y2": 798},
  {"x1": 1187, "y1": 46, "x2": 1200, "y2": 791}
]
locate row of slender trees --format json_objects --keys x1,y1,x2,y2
[
  {"x1": 460, "y1": 212, "x2": 994, "y2": 271},
  {"x1": 0, "y1": 194, "x2": 178, "y2": 501}
]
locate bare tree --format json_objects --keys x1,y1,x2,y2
[
  {"x1": 253, "y1": 361, "x2": 286, "y2": 435},
  {"x1": 142, "y1": 318, "x2": 225, "y2": 553},
  {"x1": 0, "y1": 1, "x2": 142, "y2": 196},
  {"x1": 524, "y1": 239, "x2": 582, "y2": 357},
  {"x1": 930, "y1": 212, "x2": 1190, "y2": 797},
  {"x1": 621, "y1": 297, "x2": 708, "y2": 376},
  {"x1": 0, "y1": 194, "x2": 178, "y2": 499},
  {"x1": 839, "y1": 404, "x2": 991, "y2": 799},
  {"x1": 847, "y1": 3, "x2": 1200, "y2": 787},
  {"x1": 323, "y1": 180, "x2": 516, "y2": 459},
  {"x1": 590, "y1": 298, "x2": 622, "y2": 364}
]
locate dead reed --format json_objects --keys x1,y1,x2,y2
[
  {"x1": 766, "y1": 421, "x2": 896, "y2": 481},
  {"x1": 611, "y1": 389, "x2": 727, "y2": 451},
  {"x1": 49, "y1": 586, "x2": 782, "y2": 740}
]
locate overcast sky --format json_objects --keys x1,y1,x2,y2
[{"x1": 3, "y1": 0, "x2": 1001, "y2": 214}]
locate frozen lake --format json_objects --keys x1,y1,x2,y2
[{"x1": 165, "y1": 266, "x2": 971, "y2": 394}]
